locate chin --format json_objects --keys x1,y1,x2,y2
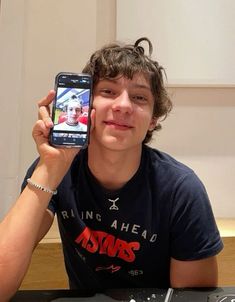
[
  {"x1": 98, "y1": 136, "x2": 126, "y2": 150},
  {"x1": 104, "y1": 137, "x2": 143, "y2": 152}
]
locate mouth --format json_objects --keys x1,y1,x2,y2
[{"x1": 104, "y1": 120, "x2": 133, "y2": 130}]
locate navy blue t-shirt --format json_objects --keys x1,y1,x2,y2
[{"x1": 23, "y1": 145, "x2": 223, "y2": 289}]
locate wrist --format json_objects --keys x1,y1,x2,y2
[
  {"x1": 27, "y1": 178, "x2": 57, "y2": 195},
  {"x1": 30, "y1": 161, "x2": 66, "y2": 190}
]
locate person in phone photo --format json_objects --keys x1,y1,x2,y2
[
  {"x1": 53, "y1": 94, "x2": 87, "y2": 132},
  {"x1": 0, "y1": 37, "x2": 223, "y2": 301}
]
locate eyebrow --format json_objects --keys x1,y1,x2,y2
[
  {"x1": 99, "y1": 78, "x2": 151, "y2": 91},
  {"x1": 132, "y1": 83, "x2": 151, "y2": 91}
]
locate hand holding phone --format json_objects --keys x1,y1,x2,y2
[{"x1": 49, "y1": 72, "x2": 92, "y2": 148}]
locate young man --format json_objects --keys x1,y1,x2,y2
[
  {"x1": 53, "y1": 95, "x2": 87, "y2": 132},
  {"x1": 0, "y1": 38, "x2": 223, "y2": 301}
]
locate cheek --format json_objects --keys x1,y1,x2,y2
[
  {"x1": 93, "y1": 99, "x2": 110, "y2": 119},
  {"x1": 92, "y1": 106, "x2": 104, "y2": 128},
  {"x1": 138, "y1": 107, "x2": 154, "y2": 123}
]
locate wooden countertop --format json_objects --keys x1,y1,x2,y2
[{"x1": 216, "y1": 218, "x2": 235, "y2": 237}]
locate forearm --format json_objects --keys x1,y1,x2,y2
[
  {"x1": 170, "y1": 256, "x2": 219, "y2": 288},
  {"x1": 0, "y1": 93, "x2": 79, "y2": 301},
  {"x1": 0, "y1": 166, "x2": 58, "y2": 301}
]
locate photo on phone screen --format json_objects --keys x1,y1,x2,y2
[{"x1": 50, "y1": 73, "x2": 92, "y2": 148}]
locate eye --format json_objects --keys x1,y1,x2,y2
[
  {"x1": 132, "y1": 95, "x2": 148, "y2": 103},
  {"x1": 100, "y1": 88, "x2": 115, "y2": 96}
]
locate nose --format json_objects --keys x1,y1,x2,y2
[
  {"x1": 72, "y1": 108, "x2": 78, "y2": 115},
  {"x1": 112, "y1": 90, "x2": 133, "y2": 114}
]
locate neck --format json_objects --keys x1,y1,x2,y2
[
  {"x1": 88, "y1": 144, "x2": 142, "y2": 191},
  {"x1": 66, "y1": 121, "x2": 78, "y2": 126}
]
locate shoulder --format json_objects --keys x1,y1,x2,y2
[
  {"x1": 143, "y1": 145, "x2": 195, "y2": 181},
  {"x1": 78, "y1": 122, "x2": 87, "y2": 130},
  {"x1": 53, "y1": 122, "x2": 66, "y2": 130},
  {"x1": 142, "y1": 145, "x2": 208, "y2": 202}
]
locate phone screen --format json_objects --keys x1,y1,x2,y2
[{"x1": 50, "y1": 72, "x2": 92, "y2": 148}]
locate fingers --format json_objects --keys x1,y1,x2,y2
[
  {"x1": 38, "y1": 90, "x2": 55, "y2": 107},
  {"x1": 32, "y1": 120, "x2": 50, "y2": 146},
  {"x1": 38, "y1": 90, "x2": 55, "y2": 128},
  {"x1": 33, "y1": 120, "x2": 79, "y2": 164},
  {"x1": 39, "y1": 106, "x2": 53, "y2": 128}
]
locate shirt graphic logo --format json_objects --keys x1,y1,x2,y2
[
  {"x1": 75, "y1": 227, "x2": 140, "y2": 262},
  {"x1": 108, "y1": 197, "x2": 119, "y2": 210},
  {"x1": 96, "y1": 264, "x2": 121, "y2": 273}
]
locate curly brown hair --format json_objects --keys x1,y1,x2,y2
[{"x1": 82, "y1": 37, "x2": 172, "y2": 143}]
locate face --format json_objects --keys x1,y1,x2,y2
[
  {"x1": 67, "y1": 100, "x2": 82, "y2": 124},
  {"x1": 91, "y1": 73, "x2": 157, "y2": 151}
]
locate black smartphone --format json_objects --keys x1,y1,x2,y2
[{"x1": 50, "y1": 72, "x2": 92, "y2": 148}]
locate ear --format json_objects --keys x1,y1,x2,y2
[
  {"x1": 148, "y1": 117, "x2": 158, "y2": 131},
  {"x1": 90, "y1": 108, "x2": 96, "y2": 131}
]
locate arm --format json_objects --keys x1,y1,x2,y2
[
  {"x1": 169, "y1": 172, "x2": 223, "y2": 289},
  {"x1": 0, "y1": 91, "x2": 79, "y2": 302},
  {"x1": 170, "y1": 256, "x2": 218, "y2": 288},
  {"x1": 0, "y1": 186, "x2": 54, "y2": 301}
]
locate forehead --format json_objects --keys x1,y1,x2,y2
[
  {"x1": 97, "y1": 72, "x2": 151, "y2": 89},
  {"x1": 67, "y1": 100, "x2": 81, "y2": 108}
]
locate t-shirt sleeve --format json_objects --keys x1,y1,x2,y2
[
  {"x1": 21, "y1": 158, "x2": 57, "y2": 214},
  {"x1": 170, "y1": 172, "x2": 223, "y2": 261}
]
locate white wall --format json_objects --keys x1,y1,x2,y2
[
  {"x1": 0, "y1": 0, "x2": 116, "y2": 219},
  {"x1": 117, "y1": 0, "x2": 235, "y2": 85},
  {"x1": 0, "y1": 0, "x2": 25, "y2": 216}
]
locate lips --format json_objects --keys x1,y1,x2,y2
[{"x1": 104, "y1": 120, "x2": 133, "y2": 130}]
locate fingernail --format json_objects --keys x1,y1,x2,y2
[{"x1": 46, "y1": 119, "x2": 53, "y2": 128}]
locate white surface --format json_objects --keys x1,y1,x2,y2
[{"x1": 116, "y1": 0, "x2": 235, "y2": 85}]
